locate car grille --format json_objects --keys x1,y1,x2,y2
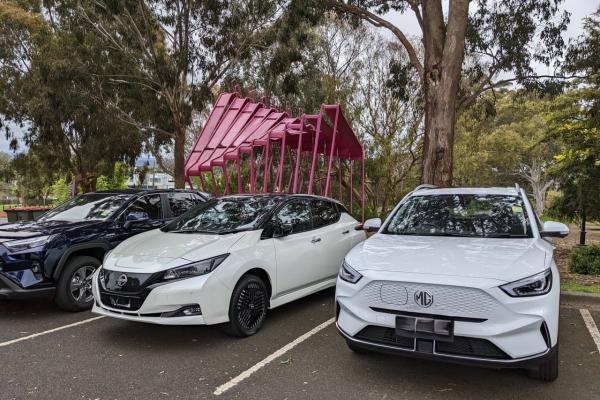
[
  {"x1": 359, "y1": 281, "x2": 502, "y2": 320},
  {"x1": 98, "y1": 269, "x2": 162, "y2": 311},
  {"x1": 355, "y1": 326, "x2": 414, "y2": 349},
  {"x1": 354, "y1": 326, "x2": 509, "y2": 360}
]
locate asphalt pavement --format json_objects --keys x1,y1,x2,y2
[{"x1": 1, "y1": 289, "x2": 599, "y2": 400}]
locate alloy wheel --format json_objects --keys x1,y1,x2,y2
[
  {"x1": 69, "y1": 265, "x2": 96, "y2": 304},
  {"x1": 235, "y1": 281, "x2": 267, "y2": 331}
]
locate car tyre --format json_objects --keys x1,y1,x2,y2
[
  {"x1": 527, "y1": 345, "x2": 559, "y2": 382},
  {"x1": 55, "y1": 256, "x2": 100, "y2": 312},
  {"x1": 224, "y1": 274, "x2": 268, "y2": 337}
]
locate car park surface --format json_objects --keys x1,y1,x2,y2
[{"x1": 1, "y1": 290, "x2": 599, "y2": 400}]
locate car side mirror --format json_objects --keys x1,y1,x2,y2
[
  {"x1": 540, "y1": 221, "x2": 569, "y2": 238},
  {"x1": 273, "y1": 222, "x2": 293, "y2": 238},
  {"x1": 363, "y1": 218, "x2": 382, "y2": 233},
  {"x1": 124, "y1": 211, "x2": 149, "y2": 229}
]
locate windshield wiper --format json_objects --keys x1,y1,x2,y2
[{"x1": 483, "y1": 233, "x2": 529, "y2": 238}]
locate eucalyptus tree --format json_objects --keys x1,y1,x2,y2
[
  {"x1": 80, "y1": 0, "x2": 298, "y2": 188},
  {"x1": 0, "y1": 1, "x2": 143, "y2": 192},
  {"x1": 323, "y1": 0, "x2": 571, "y2": 186}
]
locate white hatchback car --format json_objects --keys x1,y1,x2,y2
[
  {"x1": 92, "y1": 194, "x2": 365, "y2": 336},
  {"x1": 336, "y1": 185, "x2": 568, "y2": 381}
]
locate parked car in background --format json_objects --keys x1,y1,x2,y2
[
  {"x1": 0, "y1": 189, "x2": 207, "y2": 311},
  {"x1": 336, "y1": 185, "x2": 569, "y2": 381},
  {"x1": 92, "y1": 194, "x2": 365, "y2": 336}
]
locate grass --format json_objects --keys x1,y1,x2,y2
[{"x1": 561, "y1": 280, "x2": 600, "y2": 294}]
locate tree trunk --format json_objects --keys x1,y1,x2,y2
[
  {"x1": 174, "y1": 127, "x2": 186, "y2": 189},
  {"x1": 420, "y1": 0, "x2": 469, "y2": 186},
  {"x1": 422, "y1": 89, "x2": 457, "y2": 185}
]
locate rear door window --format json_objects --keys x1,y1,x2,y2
[
  {"x1": 168, "y1": 193, "x2": 203, "y2": 217},
  {"x1": 312, "y1": 199, "x2": 341, "y2": 229}
]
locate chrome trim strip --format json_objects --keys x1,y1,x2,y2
[{"x1": 336, "y1": 322, "x2": 550, "y2": 364}]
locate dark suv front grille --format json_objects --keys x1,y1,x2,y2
[
  {"x1": 354, "y1": 325, "x2": 509, "y2": 360},
  {"x1": 99, "y1": 269, "x2": 162, "y2": 311}
]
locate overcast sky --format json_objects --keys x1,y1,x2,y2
[{"x1": 1, "y1": 0, "x2": 598, "y2": 155}]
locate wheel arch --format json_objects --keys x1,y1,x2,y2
[
  {"x1": 239, "y1": 267, "x2": 273, "y2": 304},
  {"x1": 52, "y1": 243, "x2": 110, "y2": 280}
]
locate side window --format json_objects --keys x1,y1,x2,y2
[
  {"x1": 274, "y1": 200, "x2": 312, "y2": 234},
  {"x1": 312, "y1": 200, "x2": 341, "y2": 229},
  {"x1": 127, "y1": 195, "x2": 162, "y2": 220},
  {"x1": 168, "y1": 193, "x2": 201, "y2": 217}
]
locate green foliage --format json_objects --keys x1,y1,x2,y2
[
  {"x1": 547, "y1": 7, "x2": 600, "y2": 223},
  {"x1": 95, "y1": 175, "x2": 110, "y2": 191},
  {"x1": 96, "y1": 162, "x2": 130, "y2": 191},
  {"x1": 50, "y1": 177, "x2": 70, "y2": 204},
  {"x1": 570, "y1": 245, "x2": 600, "y2": 275}
]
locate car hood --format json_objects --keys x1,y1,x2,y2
[
  {"x1": 106, "y1": 229, "x2": 245, "y2": 272},
  {"x1": 0, "y1": 219, "x2": 104, "y2": 239},
  {"x1": 346, "y1": 234, "x2": 549, "y2": 283}
]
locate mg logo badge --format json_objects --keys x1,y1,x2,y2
[
  {"x1": 116, "y1": 274, "x2": 128, "y2": 287},
  {"x1": 414, "y1": 290, "x2": 433, "y2": 308}
]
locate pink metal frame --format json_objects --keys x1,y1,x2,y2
[{"x1": 184, "y1": 92, "x2": 365, "y2": 221}]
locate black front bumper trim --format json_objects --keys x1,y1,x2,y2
[
  {"x1": 337, "y1": 322, "x2": 555, "y2": 369},
  {"x1": 0, "y1": 273, "x2": 55, "y2": 300}
]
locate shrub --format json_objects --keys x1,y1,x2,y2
[{"x1": 570, "y1": 245, "x2": 600, "y2": 275}]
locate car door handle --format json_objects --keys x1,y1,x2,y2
[
  {"x1": 342, "y1": 229, "x2": 350, "y2": 234},
  {"x1": 311, "y1": 237, "x2": 322, "y2": 243}
]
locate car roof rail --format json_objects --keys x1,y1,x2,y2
[{"x1": 414, "y1": 184, "x2": 438, "y2": 191}]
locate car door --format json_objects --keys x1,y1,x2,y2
[
  {"x1": 271, "y1": 199, "x2": 323, "y2": 295},
  {"x1": 311, "y1": 199, "x2": 353, "y2": 283}
]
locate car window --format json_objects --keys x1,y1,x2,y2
[
  {"x1": 162, "y1": 196, "x2": 284, "y2": 234},
  {"x1": 274, "y1": 200, "x2": 313, "y2": 234},
  {"x1": 312, "y1": 199, "x2": 340, "y2": 229},
  {"x1": 39, "y1": 194, "x2": 131, "y2": 222},
  {"x1": 126, "y1": 195, "x2": 162, "y2": 220},
  {"x1": 384, "y1": 194, "x2": 533, "y2": 238},
  {"x1": 168, "y1": 193, "x2": 203, "y2": 217}
]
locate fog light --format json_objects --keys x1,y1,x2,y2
[
  {"x1": 31, "y1": 261, "x2": 41, "y2": 273},
  {"x1": 161, "y1": 304, "x2": 202, "y2": 317}
]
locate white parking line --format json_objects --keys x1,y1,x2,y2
[
  {"x1": 0, "y1": 316, "x2": 105, "y2": 348},
  {"x1": 214, "y1": 317, "x2": 335, "y2": 396},
  {"x1": 580, "y1": 309, "x2": 600, "y2": 354}
]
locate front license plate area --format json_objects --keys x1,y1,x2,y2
[
  {"x1": 395, "y1": 315, "x2": 454, "y2": 342},
  {"x1": 108, "y1": 295, "x2": 131, "y2": 309}
]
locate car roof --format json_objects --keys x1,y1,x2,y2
[
  {"x1": 217, "y1": 193, "x2": 345, "y2": 206},
  {"x1": 90, "y1": 189, "x2": 205, "y2": 196},
  {"x1": 410, "y1": 187, "x2": 521, "y2": 196}
]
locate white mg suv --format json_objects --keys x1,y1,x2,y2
[{"x1": 335, "y1": 185, "x2": 569, "y2": 381}]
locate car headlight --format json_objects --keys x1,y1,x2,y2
[
  {"x1": 3, "y1": 235, "x2": 53, "y2": 252},
  {"x1": 500, "y1": 269, "x2": 552, "y2": 297},
  {"x1": 339, "y1": 260, "x2": 362, "y2": 284},
  {"x1": 162, "y1": 254, "x2": 229, "y2": 281}
]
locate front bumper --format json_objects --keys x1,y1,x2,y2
[
  {"x1": 336, "y1": 272, "x2": 560, "y2": 363},
  {"x1": 338, "y1": 322, "x2": 556, "y2": 369},
  {"x1": 91, "y1": 268, "x2": 232, "y2": 325},
  {"x1": 0, "y1": 272, "x2": 55, "y2": 300}
]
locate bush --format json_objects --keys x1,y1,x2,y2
[{"x1": 570, "y1": 245, "x2": 600, "y2": 275}]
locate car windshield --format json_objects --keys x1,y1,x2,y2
[
  {"x1": 39, "y1": 194, "x2": 131, "y2": 222},
  {"x1": 383, "y1": 194, "x2": 533, "y2": 238},
  {"x1": 162, "y1": 196, "x2": 284, "y2": 234}
]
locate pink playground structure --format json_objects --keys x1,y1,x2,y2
[{"x1": 184, "y1": 92, "x2": 365, "y2": 220}]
